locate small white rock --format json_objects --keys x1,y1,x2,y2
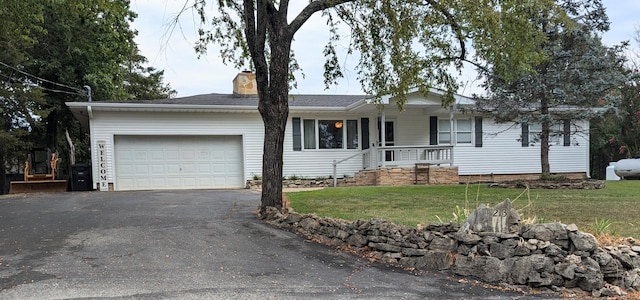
[
  {"x1": 566, "y1": 254, "x2": 582, "y2": 264},
  {"x1": 566, "y1": 223, "x2": 579, "y2": 232},
  {"x1": 538, "y1": 241, "x2": 551, "y2": 249}
]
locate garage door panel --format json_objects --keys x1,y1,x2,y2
[
  {"x1": 197, "y1": 165, "x2": 211, "y2": 174},
  {"x1": 117, "y1": 164, "x2": 134, "y2": 174},
  {"x1": 181, "y1": 163, "x2": 196, "y2": 174},
  {"x1": 196, "y1": 150, "x2": 210, "y2": 160},
  {"x1": 149, "y1": 150, "x2": 164, "y2": 161},
  {"x1": 197, "y1": 178, "x2": 212, "y2": 186},
  {"x1": 181, "y1": 177, "x2": 197, "y2": 187},
  {"x1": 115, "y1": 135, "x2": 243, "y2": 191},
  {"x1": 134, "y1": 165, "x2": 150, "y2": 175},
  {"x1": 134, "y1": 151, "x2": 148, "y2": 161},
  {"x1": 150, "y1": 178, "x2": 166, "y2": 187},
  {"x1": 149, "y1": 164, "x2": 165, "y2": 174},
  {"x1": 165, "y1": 150, "x2": 180, "y2": 160},
  {"x1": 180, "y1": 150, "x2": 196, "y2": 160}
]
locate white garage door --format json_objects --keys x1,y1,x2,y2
[{"x1": 114, "y1": 135, "x2": 244, "y2": 191}]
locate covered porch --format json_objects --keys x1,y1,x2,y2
[
  {"x1": 330, "y1": 90, "x2": 464, "y2": 186},
  {"x1": 332, "y1": 145, "x2": 457, "y2": 187}
]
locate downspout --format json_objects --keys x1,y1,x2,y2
[
  {"x1": 380, "y1": 110, "x2": 386, "y2": 168},
  {"x1": 449, "y1": 105, "x2": 454, "y2": 166},
  {"x1": 585, "y1": 121, "x2": 591, "y2": 178},
  {"x1": 87, "y1": 105, "x2": 95, "y2": 189}
]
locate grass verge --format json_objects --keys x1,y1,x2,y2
[{"x1": 285, "y1": 180, "x2": 640, "y2": 239}]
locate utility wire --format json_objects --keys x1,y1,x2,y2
[
  {"x1": 0, "y1": 71, "x2": 85, "y2": 96},
  {"x1": 0, "y1": 61, "x2": 84, "y2": 93}
]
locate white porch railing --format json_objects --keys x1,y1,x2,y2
[{"x1": 332, "y1": 145, "x2": 454, "y2": 187}]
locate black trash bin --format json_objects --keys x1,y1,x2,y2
[{"x1": 71, "y1": 164, "x2": 92, "y2": 191}]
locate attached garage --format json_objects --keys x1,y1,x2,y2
[{"x1": 114, "y1": 135, "x2": 244, "y2": 191}]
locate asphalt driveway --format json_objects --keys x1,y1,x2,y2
[{"x1": 0, "y1": 190, "x2": 534, "y2": 299}]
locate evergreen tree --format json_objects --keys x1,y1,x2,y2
[{"x1": 475, "y1": 0, "x2": 628, "y2": 178}]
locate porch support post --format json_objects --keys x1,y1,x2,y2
[
  {"x1": 333, "y1": 160, "x2": 337, "y2": 187},
  {"x1": 449, "y1": 105, "x2": 454, "y2": 166}
]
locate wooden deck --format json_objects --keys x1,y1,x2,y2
[{"x1": 9, "y1": 180, "x2": 68, "y2": 194}]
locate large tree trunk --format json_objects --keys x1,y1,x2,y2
[
  {"x1": 540, "y1": 97, "x2": 551, "y2": 177},
  {"x1": 256, "y1": 34, "x2": 292, "y2": 214},
  {"x1": 259, "y1": 101, "x2": 288, "y2": 212}
]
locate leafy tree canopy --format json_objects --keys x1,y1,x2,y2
[
  {"x1": 193, "y1": 0, "x2": 569, "y2": 107},
  {"x1": 185, "y1": 0, "x2": 576, "y2": 211},
  {"x1": 0, "y1": 0, "x2": 175, "y2": 193},
  {"x1": 473, "y1": 0, "x2": 629, "y2": 177}
]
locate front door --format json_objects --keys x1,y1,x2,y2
[{"x1": 378, "y1": 120, "x2": 395, "y2": 161}]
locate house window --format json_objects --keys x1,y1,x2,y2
[
  {"x1": 528, "y1": 123, "x2": 542, "y2": 144},
  {"x1": 527, "y1": 122, "x2": 562, "y2": 145},
  {"x1": 430, "y1": 119, "x2": 482, "y2": 147},
  {"x1": 302, "y1": 119, "x2": 358, "y2": 150},
  {"x1": 319, "y1": 120, "x2": 344, "y2": 149},
  {"x1": 346, "y1": 120, "x2": 358, "y2": 149},
  {"x1": 438, "y1": 119, "x2": 451, "y2": 144},
  {"x1": 456, "y1": 119, "x2": 472, "y2": 144},
  {"x1": 303, "y1": 119, "x2": 316, "y2": 149}
]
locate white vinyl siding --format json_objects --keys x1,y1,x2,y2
[{"x1": 454, "y1": 120, "x2": 589, "y2": 175}]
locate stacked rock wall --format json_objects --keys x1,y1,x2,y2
[{"x1": 262, "y1": 208, "x2": 640, "y2": 296}]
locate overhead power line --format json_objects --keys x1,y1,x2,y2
[
  {"x1": 0, "y1": 61, "x2": 84, "y2": 93},
  {"x1": 0, "y1": 71, "x2": 85, "y2": 97}
]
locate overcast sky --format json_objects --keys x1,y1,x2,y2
[{"x1": 130, "y1": 0, "x2": 640, "y2": 98}]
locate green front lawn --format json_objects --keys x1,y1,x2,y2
[{"x1": 286, "y1": 181, "x2": 640, "y2": 238}]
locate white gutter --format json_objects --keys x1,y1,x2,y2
[
  {"x1": 66, "y1": 101, "x2": 360, "y2": 113},
  {"x1": 65, "y1": 102, "x2": 259, "y2": 111}
]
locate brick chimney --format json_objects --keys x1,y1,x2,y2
[{"x1": 232, "y1": 71, "x2": 257, "y2": 97}]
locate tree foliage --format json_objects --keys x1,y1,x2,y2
[
  {"x1": 0, "y1": 0, "x2": 48, "y2": 193},
  {"x1": 590, "y1": 29, "x2": 640, "y2": 179},
  {"x1": 590, "y1": 80, "x2": 640, "y2": 178},
  {"x1": 0, "y1": 0, "x2": 175, "y2": 193},
  {"x1": 187, "y1": 0, "x2": 572, "y2": 212},
  {"x1": 474, "y1": 0, "x2": 628, "y2": 177}
]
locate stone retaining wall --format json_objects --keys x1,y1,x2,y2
[
  {"x1": 262, "y1": 208, "x2": 640, "y2": 297},
  {"x1": 460, "y1": 172, "x2": 587, "y2": 183}
]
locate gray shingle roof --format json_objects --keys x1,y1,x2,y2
[{"x1": 128, "y1": 93, "x2": 368, "y2": 108}]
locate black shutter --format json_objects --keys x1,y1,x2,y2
[
  {"x1": 292, "y1": 117, "x2": 301, "y2": 151},
  {"x1": 521, "y1": 123, "x2": 529, "y2": 147},
  {"x1": 429, "y1": 116, "x2": 438, "y2": 145},
  {"x1": 563, "y1": 119, "x2": 571, "y2": 146},
  {"x1": 475, "y1": 116, "x2": 483, "y2": 148},
  {"x1": 361, "y1": 118, "x2": 370, "y2": 149}
]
